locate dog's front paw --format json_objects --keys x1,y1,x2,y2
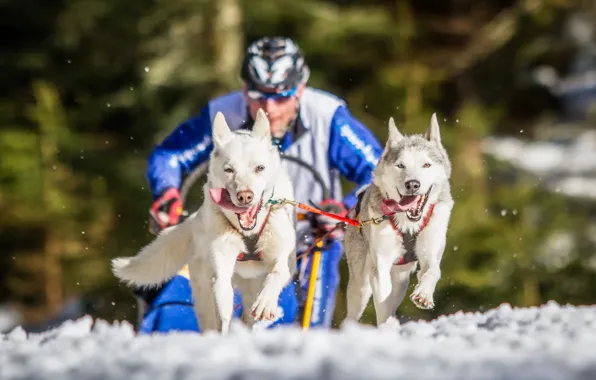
[
  {"x1": 410, "y1": 286, "x2": 435, "y2": 310},
  {"x1": 250, "y1": 290, "x2": 278, "y2": 321},
  {"x1": 251, "y1": 284, "x2": 280, "y2": 321}
]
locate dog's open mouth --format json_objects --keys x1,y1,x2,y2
[
  {"x1": 382, "y1": 186, "x2": 432, "y2": 221},
  {"x1": 209, "y1": 188, "x2": 263, "y2": 231},
  {"x1": 404, "y1": 186, "x2": 432, "y2": 222}
]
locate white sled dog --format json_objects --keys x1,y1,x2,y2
[
  {"x1": 112, "y1": 109, "x2": 297, "y2": 334},
  {"x1": 343, "y1": 114, "x2": 453, "y2": 326}
]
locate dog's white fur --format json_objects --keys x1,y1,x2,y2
[
  {"x1": 343, "y1": 114, "x2": 454, "y2": 326},
  {"x1": 112, "y1": 109, "x2": 297, "y2": 334}
]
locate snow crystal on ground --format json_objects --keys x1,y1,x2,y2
[{"x1": 2, "y1": 301, "x2": 596, "y2": 380}]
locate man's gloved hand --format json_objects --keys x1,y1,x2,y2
[
  {"x1": 314, "y1": 199, "x2": 348, "y2": 240},
  {"x1": 149, "y1": 188, "x2": 183, "y2": 234}
]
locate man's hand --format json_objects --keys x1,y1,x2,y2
[
  {"x1": 149, "y1": 188, "x2": 183, "y2": 234},
  {"x1": 314, "y1": 199, "x2": 348, "y2": 240}
]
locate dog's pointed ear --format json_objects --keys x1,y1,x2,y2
[
  {"x1": 424, "y1": 113, "x2": 442, "y2": 145},
  {"x1": 212, "y1": 112, "x2": 234, "y2": 148},
  {"x1": 252, "y1": 108, "x2": 271, "y2": 140},
  {"x1": 388, "y1": 117, "x2": 404, "y2": 144}
]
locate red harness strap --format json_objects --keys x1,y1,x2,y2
[
  {"x1": 390, "y1": 204, "x2": 435, "y2": 265},
  {"x1": 236, "y1": 207, "x2": 273, "y2": 261}
]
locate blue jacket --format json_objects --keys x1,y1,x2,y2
[{"x1": 146, "y1": 87, "x2": 383, "y2": 209}]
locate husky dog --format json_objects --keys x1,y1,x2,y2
[
  {"x1": 343, "y1": 114, "x2": 453, "y2": 326},
  {"x1": 112, "y1": 109, "x2": 297, "y2": 334}
]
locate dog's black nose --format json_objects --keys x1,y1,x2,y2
[
  {"x1": 237, "y1": 190, "x2": 254, "y2": 205},
  {"x1": 405, "y1": 180, "x2": 420, "y2": 193}
]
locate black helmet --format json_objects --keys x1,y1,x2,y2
[{"x1": 240, "y1": 37, "x2": 310, "y2": 92}]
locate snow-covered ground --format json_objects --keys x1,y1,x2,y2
[
  {"x1": 0, "y1": 304, "x2": 22, "y2": 333},
  {"x1": 2, "y1": 301, "x2": 596, "y2": 379}
]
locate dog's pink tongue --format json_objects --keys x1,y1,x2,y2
[
  {"x1": 381, "y1": 195, "x2": 420, "y2": 216},
  {"x1": 209, "y1": 188, "x2": 225, "y2": 203},
  {"x1": 209, "y1": 188, "x2": 249, "y2": 213}
]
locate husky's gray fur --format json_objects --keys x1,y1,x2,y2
[{"x1": 343, "y1": 114, "x2": 454, "y2": 326}]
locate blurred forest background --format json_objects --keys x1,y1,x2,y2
[{"x1": 2, "y1": 0, "x2": 596, "y2": 332}]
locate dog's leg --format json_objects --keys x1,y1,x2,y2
[
  {"x1": 410, "y1": 200, "x2": 453, "y2": 310},
  {"x1": 233, "y1": 275, "x2": 260, "y2": 328},
  {"x1": 361, "y1": 221, "x2": 404, "y2": 326},
  {"x1": 250, "y1": 215, "x2": 295, "y2": 322},
  {"x1": 372, "y1": 265, "x2": 411, "y2": 326},
  {"x1": 250, "y1": 250, "x2": 293, "y2": 322},
  {"x1": 250, "y1": 261, "x2": 289, "y2": 321},
  {"x1": 189, "y1": 258, "x2": 219, "y2": 333},
  {"x1": 345, "y1": 242, "x2": 372, "y2": 323},
  {"x1": 368, "y1": 223, "x2": 400, "y2": 304},
  {"x1": 345, "y1": 272, "x2": 372, "y2": 322},
  {"x1": 369, "y1": 253, "x2": 397, "y2": 325},
  {"x1": 211, "y1": 242, "x2": 239, "y2": 334},
  {"x1": 374, "y1": 264, "x2": 414, "y2": 325},
  {"x1": 390, "y1": 264, "x2": 414, "y2": 310}
]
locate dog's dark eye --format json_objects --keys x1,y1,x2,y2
[
  {"x1": 397, "y1": 163, "x2": 405, "y2": 169},
  {"x1": 224, "y1": 167, "x2": 234, "y2": 174},
  {"x1": 255, "y1": 165, "x2": 265, "y2": 173},
  {"x1": 423, "y1": 163, "x2": 432, "y2": 168}
]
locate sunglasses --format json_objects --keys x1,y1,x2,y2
[{"x1": 246, "y1": 87, "x2": 298, "y2": 101}]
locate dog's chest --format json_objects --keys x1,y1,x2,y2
[
  {"x1": 398, "y1": 230, "x2": 419, "y2": 265},
  {"x1": 234, "y1": 219, "x2": 272, "y2": 279},
  {"x1": 234, "y1": 233, "x2": 268, "y2": 278},
  {"x1": 239, "y1": 233, "x2": 261, "y2": 260},
  {"x1": 229, "y1": 207, "x2": 274, "y2": 261},
  {"x1": 358, "y1": 189, "x2": 421, "y2": 265},
  {"x1": 235, "y1": 260, "x2": 268, "y2": 279}
]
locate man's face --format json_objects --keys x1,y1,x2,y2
[{"x1": 244, "y1": 83, "x2": 305, "y2": 137}]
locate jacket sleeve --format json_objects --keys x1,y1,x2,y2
[
  {"x1": 146, "y1": 105, "x2": 214, "y2": 200},
  {"x1": 327, "y1": 106, "x2": 383, "y2": 209}
]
